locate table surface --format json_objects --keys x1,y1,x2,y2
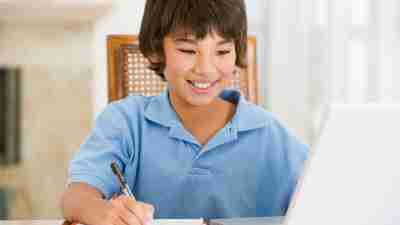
[
  {"x1": 0, "y1": 217, "x2": 283, "y2": 225},
  {"x1": 0, "y1": 220, "x2": 68, "y2": 225}
]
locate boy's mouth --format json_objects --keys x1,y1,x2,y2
[
  {"x1": 186, "y1": 79, "x2": 219, "y2": 92},
  {"x1": 187, "y1": 80, "x2": 218, "y2": 88}
]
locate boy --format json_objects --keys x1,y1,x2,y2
[{"x1": 60, "y1": 0, "x2": 308, "y2": 225}]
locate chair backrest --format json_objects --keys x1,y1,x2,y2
[{"x1": 107, "y1": 35, "x2": 259, "y2": 104}]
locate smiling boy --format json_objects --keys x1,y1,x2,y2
[{"x1": 60, "y1": 1, "x2": 308, "y2": 225}]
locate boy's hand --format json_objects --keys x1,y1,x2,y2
[{"x1": 99, "y1": 195, "x2": 154, "y2": 225}]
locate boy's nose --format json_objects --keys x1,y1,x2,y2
[{"x1": 193, "y1": 53, "x2": 217, "y2": 76}]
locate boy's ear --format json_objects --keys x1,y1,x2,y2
[{"x1": 147, "y1": 53, "x2": 162, "y2": 64}]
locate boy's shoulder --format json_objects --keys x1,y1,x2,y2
[
  {"x1": 235, "y1": 96, "x2": 309, "y2": 154},
  {"x1": 103, "y1": 91, "x2": 178, "y2": 128},
  {"x1": 109, "y1": 94, "x2": 154, "y2": 110},
  {"x1": 235, "y1": 101, "x2": 282, "y2": 131},
  {"x1": 104, "y1": 94, "x2": 153, "y2": 116},
  {"x1": 97, "y1": 94, "x2": 158, "y2": 125}
]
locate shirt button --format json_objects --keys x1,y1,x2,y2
[{"x1": 189, "y1": 167, "x2": 211, "y2": 175}]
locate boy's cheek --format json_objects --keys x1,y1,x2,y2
[
  {"x1": 170, "y1": 56, "x2": 196, "y2": 72},
  {"x1": 218, "y1": 64, "x2": 236, "y2": 79},
  {"x1": 165, "y1": 61, "x2": 193, "y2": 76}
]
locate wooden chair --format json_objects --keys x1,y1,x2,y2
[{"x1": 107, "y1": 35, "x2": 259, "y2": 104}]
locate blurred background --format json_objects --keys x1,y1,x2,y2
[{"x1": 0, "y1": 0, "x2": 399, "y2": 220}]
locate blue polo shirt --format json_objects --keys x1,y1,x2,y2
[{"x1": 68, "y1": 89, "x2": 308, "y2": 218}]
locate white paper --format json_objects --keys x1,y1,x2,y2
[{"x1": 150, "y1": 219, "x2": 204, "y2": 225}]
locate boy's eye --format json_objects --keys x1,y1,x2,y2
[
  {"x1": 217, "y1": 50, "x2": 231, "y2": 56},
  {"x1": 178, "y1": 49, "x2": 196, "y2": 55}
]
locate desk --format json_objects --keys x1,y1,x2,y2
[
  {"x1": 0, "y1": 218, "x2": 283, "y2": 225},
  {"x1": 0, "y1": 221, "x2": 66, "y2": 225}
]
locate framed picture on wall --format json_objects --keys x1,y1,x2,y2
[{"x1": 0, "y1": 67, "x2": 20, "y2": 166}]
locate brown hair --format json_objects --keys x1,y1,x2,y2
[{"x1": 139, "y1": 0, "x2": 248, "y2": 80}]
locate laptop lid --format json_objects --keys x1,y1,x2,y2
[{"x1": 284, "y1": 104, "x2": 400, "y2": 225}]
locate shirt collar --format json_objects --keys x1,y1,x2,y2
[
  {"x1": 143, "y1": 90, "x2": 180, "y2": 128},
  {"x1": 221, "y1": 89, "x2": 271, "y2": 131},
  {"x1": 144, "y1": 89, "x2": 270, "y2": 132}
]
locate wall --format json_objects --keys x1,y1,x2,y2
[
  {"x1": 93, "y1": 0, "x2": 147, "y2": 118},
  {"x1": 267, "y1": 0, "x2": 312, "y2": 143},
  {"x1": 0, "y1": 23, "x2": 93, "y2": 219}
]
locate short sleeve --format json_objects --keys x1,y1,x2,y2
[
  {"x1": 267, "y1": 119, "x2": 309, "y2": 214},
  {"x1": 68, "y1": 103, "x2": 134, "y2": 199}
]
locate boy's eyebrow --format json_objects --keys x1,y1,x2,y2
[
  {"x1": 173, "y1": 37, "x2": 197, "y2": 44},
  {"x1": 173, "y1": 37, "x2": 234, "y2": 46},
  {"x1": 216, "y1": 39, "x2": 234, "y2": 46}
]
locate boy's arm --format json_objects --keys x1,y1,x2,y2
[
  {"x1": 61, "y1": 182, "x2": 154, "y2": 225},
  {"x1": 60, "y1": 182, "x2": 108, "y2": 225},
  {"x1": 62, "y1": 101, "x2": 153, "y2": 225}
]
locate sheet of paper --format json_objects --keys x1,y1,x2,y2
[
  {"x1": 73, "y1": 217, "x2": 282, "y2": 225},
  {"x1": 73, "y1": 219, "x2": 203, "y2": 225},
  {"x1": 151, "y1": 219, "x2": 204, "y2": 225},
  {"x1": 212, "y1": 217, "x2": 283, "y2": 225}
]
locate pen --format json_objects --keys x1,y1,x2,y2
[
  {"x1": 111, "y1": 161, "x2": 134, "y2": 197},
  {"x1": 203, "y1": 218, "x2": 223, "y2": 225}
]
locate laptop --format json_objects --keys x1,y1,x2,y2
[{"x1": 284, "y1": 104, "x2": 400, "y2": 225}]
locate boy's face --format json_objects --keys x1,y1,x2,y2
[{"x1": 163, "y1": 31, "x2": 237, "y2": 107}]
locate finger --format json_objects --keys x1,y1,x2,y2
[
  {"x1": 115, "y1": 215, "x2": 130, "y2": 225},
  {"x1": 140, "y1": 202, "x2": 155, "y2": 221},
  {"x1": 117, "y1": 205, "x2": 142, "y2": 225},
  {"x1": 111, "y1": 193, "x2": 119, "y2": 200},
  {"x1": 110, "y1": 196, "x2": 139, "y2": 225},
  {"x1": 122, "y1": 199, "x2": 149, "y2": 225},
  {"x1": 105, "y1": 211, "x2": 127, "y2": 225}
]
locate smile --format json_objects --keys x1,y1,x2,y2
[
  {"x1": 187, "y1": 80, "x2": 218, "y2": 89},
  {"x1": 186, "y1": 79, "x2": 219, "y2": 94}
]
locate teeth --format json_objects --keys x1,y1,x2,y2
[{"x1": 192, "y1": 82, "x2": 211, "y2": 89}]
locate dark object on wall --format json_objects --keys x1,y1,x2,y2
[
  {"x1": 0, "y1": 67, "x2": 21, "y2": 165},
  {"x1": 0, "y1": 187, "x2": 10, "y2": 219}
]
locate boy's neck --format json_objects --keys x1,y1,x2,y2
[
  {"x1": 168, "y1": 91, "x2": 236, "y2": 145},
  {"x1": 169, "y1": 92, "x2": 229, "y2": 122}
]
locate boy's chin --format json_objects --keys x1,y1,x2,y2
[{"x1": 184, "y1": 95, "x2": 219, "y2": 107}]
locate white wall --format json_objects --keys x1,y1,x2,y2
[
  {"x1": 93, "y1": 0, "x2": 146, "y2": 118},
  {"x1": 267, "y1": 0, "x2": 312, "y2": 143},
  {"x1": 0, "y1": 23, "x2": 92, "y2": 68},
  {"x1": 246, "y1": 1, "x2": 269, "y2": 109}
]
